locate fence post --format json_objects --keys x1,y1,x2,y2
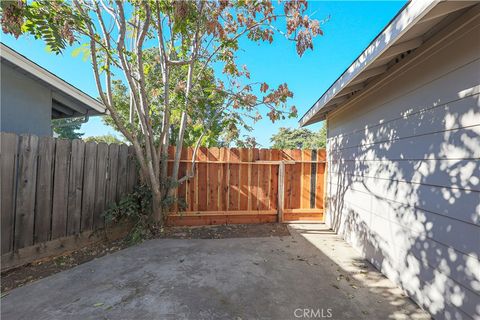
[{"x1": 277, "y1": 161, "x2": 285, "y2": 222}]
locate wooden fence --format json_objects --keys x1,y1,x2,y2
[
  {"x1": 0, "y1": 133, "x2": 137, "y2": 259},
  {"x1": 0, "y1": 132, "x2": 325, "y2": 268},
  {"x1": 166, "y1": 147, "x2": 326, "y2": 226}
]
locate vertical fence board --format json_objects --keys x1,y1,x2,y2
[
  {"x1": 316, "y1": 162, "x2": 326, "y2": 209},
  {"x1": 193, "y1": 150, "x2": 200, "y2": 212},
  {"x1": 219, "y1": 148, "x2": 229, "y2": 211},
  {"x1": 207, "y1": 148, "x2": 219, "y2": 211},
  {"x1": 258, "y1": 149, "x2": 270, "y2": 210},
  {"x1": 93, "y1": 143, "x2": 108, "y2": 229},
  {"x1": 318, "y1": 149, "x2": 326, "y2": 161},
  {"x1": 14, "y1": 135, "x2": 39, "y2": 249},
  {"x1": 310, "y1": 150, "x2": 318, "y2": 209},
  {"x1": 34, "y1": 137, "x2": 55, "y2": 243},
  {"x1": 197, "y1": 147, "x2": 208, "y2": 211},
  {"x1": 269, "y1": 149, "x2": 280, "y2": 210},
  {"x1": 301, "y1": 150, "x2": 312, "y2": 209},
  {"x1": 81, "y1": 142, "x2": 97, "y2": 231},
  {"x1": 246, "y1": 149, "x2": 252, "y2": 211},
  {"x1": 256, "y1": 149, "x2": 265, "y2": 210},
  {"x1": 177, "y1": 147, "x2": 188, "y2": 211},
  {"x1": 228, "y1": 148, "x2": 240, "y2": 211},
  {"x1": 166, "y1": 147, "x2": 175, "y2": 211},
  {"x1": 283, "y1": 150, "x2": 293, "y2": 209},
  {"x1": 249, "y1": 149, "x2": 259, "y2": 210},
  {"x1": 66, "y1": 139, "x2": 85, "y2": 236},
  {"x1": 1, "y1": 133, "x2": 18, "y2": 254},
  {"x1": 316, "y1": 149, "x2": 326, "y2": 209},
  {"x1": 51, "y1": 139, "x2": 71, "y2": 239},
  {"x1": 168, "y1": 147, "x2": 178, "y2": 213},
  {"x1": 239, "y1": 148, "x2": 249, "y2": 210},
  {"x1": 278, "y1": 161, "x2": 285, "y2": 222},
  {"x1": 117, "y1": 145, "x2": 128, "y2": 199},
  {"x1": 290, "y1": 150, "x2": 302, "y2": 209},
  {"x1": 126, "y1": 146, "x2": 137, "y2": 194},
  {"x1": 106, "y1": 144, "x2": 119, "y2": 212},
  {"x1": 186, "y1": 148, "x2": 195, "y2": 212}
]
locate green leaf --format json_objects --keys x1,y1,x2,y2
[
  {"x1": 71, "y1": 44, "x2": 90, "y2": 61},
  {"x1": 71, "y1": 46, "x2": 83, "y2": 58}
]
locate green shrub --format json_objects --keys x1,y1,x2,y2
[
  {"x1": 103, "y1": 185, "x2": 154, "y2": 244},
  {"x1": 104, "y1": 182, "x2": 188, "y2": 243}
]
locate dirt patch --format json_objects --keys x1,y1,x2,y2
[
  {"x1": 1, "y1": 223, "x2": 289, "y2": 294},
  {"x1": 1, "y1": 239, "x2": 129, "y2": 294},
  {"x1": 160, "y1": 223, "x2": 290, "y2": 239}
]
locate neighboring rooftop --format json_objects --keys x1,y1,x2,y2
[
  {"x1": 0, "y1": 42, "x2": 105, "y2": 119},
  {"x1": 299, "y1": 0, "x2": 478, "y2": 126}
]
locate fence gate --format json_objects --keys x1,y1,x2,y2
[{"x1": 166, "y1": 147, "x2": 326, "y2": 226}]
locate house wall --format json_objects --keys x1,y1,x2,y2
[
  {"x1": 1, "y1": 62, "x2": 52, "y2": 136},
  {"x1": 325, "y1": 11, "x2": 480, "y2": 320}
]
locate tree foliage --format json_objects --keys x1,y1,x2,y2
[
  {"x1": 52, "y1": 118, "x2": 84, "y2": 139},
  {"x1": 102, "y1": 51, "x2": 246, "y2": 148},
  {"x1": 1, "y1": 0, "x2": 324, "y2": 223},
  {"x1": 84, "y1": 134, "x2": 125, "y2": 144},
  {"x1": 270, "y1": 125, "x2": 326, "y2": 149}
]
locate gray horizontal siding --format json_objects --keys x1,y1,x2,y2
[
  {"x1": 331, "y1": 200, "x2": 479, "y2": 319},
  {"x1": 328, "y1": 180, "x2": 480, "y2": 256},
  {"x1": 325, "y1": 10, "x2": 480, "y2": 320},
  {"x1": 330, "y1": 90, "x2": 480, "y2": 151},
  {"x1": 330, "y1": 125, "x2": 480, "y2": 160},
  {"x1": 328, "y1": 159, "x2": 479, "y2": 192},
  {"x1": 328, "y1": 174, "x2": 479, "y2": 226},
  {"x1": 329, "y1": 193, "x2": 480, "y2": 310}
]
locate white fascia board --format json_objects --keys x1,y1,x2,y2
[
  {"x1": 299, "y1": 0, "x2": 438, "y2": 127},
  {"x1": 0, "y1": 43, "x2": 106, "y2": 114}
]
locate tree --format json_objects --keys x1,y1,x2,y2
[
  {"x1": 84, "y1": 134, "x2": 125, "y2": 144},
  {"x1": 52, "y1": 118, "x2": 84, "y2": 139},
  {"x1": 235, "y1": 136, "x2": 260, "y2": 149},
  {"x1": 103, "y1": 54, "x2": 246, "y2": 148},
  {"x1": 2, "y1": 0, "x2": 323, "y2": 223},
  {"x1": 317, "y1": 124, "x2": 327, "y2": 148},
  {"x1": 270, "y1": 125, "x2": 326, "y2": 149}
]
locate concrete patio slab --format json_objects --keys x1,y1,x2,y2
[{"x1": 1, "y1": 223, "x2": 429, "y2": 320}]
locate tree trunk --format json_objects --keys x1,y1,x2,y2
[
  {"x1": 171, "y1": 111, "x2": 187, "y2": 183},
  {"x1": 152, "y1": 189, "x2": 163, "y2": 223}
]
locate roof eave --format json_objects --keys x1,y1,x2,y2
[
  {"x1": 0, "y1": 43, "x2": 106, "y2": 115},
  {"x1": 299, "y1": 0, "x2": 440, "y2": 127}
]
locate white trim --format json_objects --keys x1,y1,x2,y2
[
  {"x1": 0, "y1": 43, "x2": 106, "y2": 114},
  {"x1": 299, "y1": 0, "x2": 439, "y2": 126}
]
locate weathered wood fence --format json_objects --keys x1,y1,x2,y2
[
  {"x1": 0, "y1": 133, "x2": 137, "y2": 261},
  {"x1": 166, "y1": 147, "x2": 326, "y2": 226}
]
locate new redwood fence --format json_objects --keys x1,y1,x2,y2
[
  {"x1": 166, "y1": 146, "x2": 326, "y2": 226},
  {"x1": 0, "y1": 133, "x2": 137, "y2": 258}
]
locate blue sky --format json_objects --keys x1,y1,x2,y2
[{"x1": 1, "y1": 1, "x2": 406, "y2": 147}]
